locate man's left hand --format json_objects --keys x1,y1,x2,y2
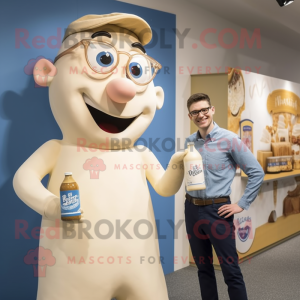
[{"x1": 218, "y1": 203, "x2": 244, "y2": 218}]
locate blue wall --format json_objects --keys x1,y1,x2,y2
[{"x1": 0, "y1": 1, "x2": 176, "y2": 299}]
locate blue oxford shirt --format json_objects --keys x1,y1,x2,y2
[{"x1": 185, "y1": 122, "x2": 264, "y2": 210}]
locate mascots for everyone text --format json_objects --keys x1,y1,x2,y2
[{"x1": 13, "y1": 13, "x2": 186, "y2": 300}]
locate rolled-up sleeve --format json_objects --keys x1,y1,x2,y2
[{"x1": 230, "y1": 136, "x2": 265, "y2": 210}]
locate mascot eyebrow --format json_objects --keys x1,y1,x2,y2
[
  {"x1": 91, "y1": 31, "x2": 146, "y2": 54},
  {"x1": 91, "y1": 31, "x2": 112, "y2": 39},
  {"x1": 131, "y1": 42, "x2": 146, "y2": 54}
]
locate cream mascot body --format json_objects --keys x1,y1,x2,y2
[{"x1": 13, "y1": 14, "x2": 186, "y2": 300}]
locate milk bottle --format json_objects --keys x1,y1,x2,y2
[{"x1": 184, "y1": 142, "x2": 206, "y2": 191}]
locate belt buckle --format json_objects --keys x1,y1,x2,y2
[{"x1": 194, "y1": 198, "x2": 201, "y2": 206}]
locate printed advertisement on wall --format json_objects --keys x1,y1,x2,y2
[
  {"x1": 228, "y1": 68, "x2": 300, "y2": 253},
  {"x1": 228, "y1": 68, "x2": 300, "y2": 172}
]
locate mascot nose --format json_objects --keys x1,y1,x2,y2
[{"x1": 106, "y1": 78, "x2": 136, "y2": 103}]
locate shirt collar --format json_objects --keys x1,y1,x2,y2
[{"x1": 196, "y1": 122, "x2": 219, "y2": 140}]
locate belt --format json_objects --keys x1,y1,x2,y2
[{"x1": 186, "y1": 193, "x2": 229, "y2": 206}]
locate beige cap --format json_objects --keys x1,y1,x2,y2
[{"x1": 63, "y1": 13, "x2": 152, "y2": 45}]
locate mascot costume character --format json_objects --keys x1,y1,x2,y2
[{"x1": 13, "y1": 13, "x2": 186, "y2": 300}]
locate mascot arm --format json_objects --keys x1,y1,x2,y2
[
  {"x1": 143, "y1": 150, "x2": 187, "y2": 197},
  {"x1": 13, "y1": 139, "x2": 61, "y2": 218}
]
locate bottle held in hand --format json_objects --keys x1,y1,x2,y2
[
  {"x1": 184, "y1": 142, "x2": 206, "y2": 191},
  {"x1": 60, "y1": 172, "x2": 81, "y2": 221}
]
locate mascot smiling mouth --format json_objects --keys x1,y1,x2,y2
[{"x1": 83, "y1": 94, "x2": 137, "y2": 134}]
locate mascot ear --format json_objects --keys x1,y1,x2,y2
[
  {"x1": 33, "y1": 59, "x2": 57, "y2": 87},
  {"x1": 155, "y1": 86, "x2": 164, "y2": 110}
]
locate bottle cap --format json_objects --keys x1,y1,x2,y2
[
  {"x1": 65, "y1": 172, "x2": 72, "y2": 175},
  {"x1": 187, "y1": 142, "x2": 194, "y2": 146}
]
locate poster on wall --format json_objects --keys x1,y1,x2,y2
[
  {"x1": 228, "y1": 68, "x2": 300, "y2": 253},
  {"x1": 227, "y1": 68, "x2": 300, "y2": 168}
]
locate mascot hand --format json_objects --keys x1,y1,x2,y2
[
  {"x1": 44, "y1": 196, "x2": 85, "y2": 223},
  {"x1": 170, "y1": 149, "x2": 188, "y2": 164},
  {"x1": 44, "y1": 196, "x2": 61, "y2": 220}
]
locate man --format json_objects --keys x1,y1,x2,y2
[{"x1": 184, "y1": 93, "x2": 264, "y2": 300}]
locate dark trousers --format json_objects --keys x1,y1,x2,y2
[{"x1": 185, "y1": 198, "x2": 248, "y2": 300}]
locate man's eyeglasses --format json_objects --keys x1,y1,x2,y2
[
  {"x1": 54, "y1": 40, "x2": 162, "y2": 86},
  {"x1": 189, "y1": 107, "x2": 211, "y2": 117}
]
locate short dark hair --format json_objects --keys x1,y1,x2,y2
[{"x1": 187, "y1": 93, "x2": 211, "y2": 112}]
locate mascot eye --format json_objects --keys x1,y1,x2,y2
[
  {"x1": 129, "y1": 62, "x2": 142, "y2": 78},
  {"x1": 87, "y1": 42, "x2": 118, "y2": 73},
  {"x1": 96, "y1": 51, "x2": 114, "y2": 67},
  {"x1": 128, "y1": 55, "x2": 153, "y2": 84}
]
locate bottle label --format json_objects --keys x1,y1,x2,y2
[
  {"x1": 185, "y1": 160, "x2": 205, "y2": 187},
  {"x1": 60, "y1": 190, "x2": 81, "y2": 217}
]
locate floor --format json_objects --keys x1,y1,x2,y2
[{"x1": 165, "y1": 234, "x2": 300, "y2": 299}]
